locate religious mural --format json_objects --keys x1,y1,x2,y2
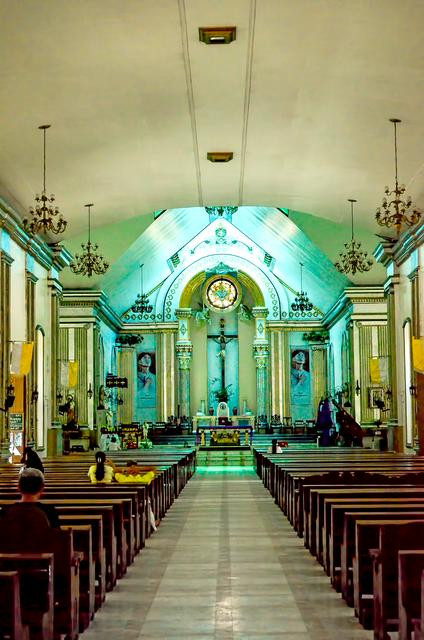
[
  {"x1": 290, "y1": 347, "x2": 312, "y2": 420},
  {"x1": 136, "y1": 337, "x2": 157, "y2": 423}
]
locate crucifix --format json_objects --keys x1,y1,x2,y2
[{"x1": 208, "y1": 318, "x2": 237, "y2": 390}]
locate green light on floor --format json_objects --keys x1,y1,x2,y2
[{"x1": 196, "y1": 466, "x2": 255, "y2": 474}]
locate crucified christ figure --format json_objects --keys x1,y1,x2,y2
[{"x1": 211, "y1": 318, "x2": 236, "y2": 389}]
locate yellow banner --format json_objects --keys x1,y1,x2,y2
[
  {"x1": 10, "y1": 342, "x2": 34, "y2": 375},
  {"x1": 370, "y1": 358, "x2": 381, "y2": 384},
  {"x1": 412, "y1": 338, "x2": 424, "y2": 373}
]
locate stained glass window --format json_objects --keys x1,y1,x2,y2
[{"x1": 206, "y1": 278, "x2": 238, "y2": 310}]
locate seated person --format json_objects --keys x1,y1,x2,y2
[
  {"x1": 108, "y1": 435, "x2": 121, "y2": 451},
  {"x1": 20, "y1": 446, "x2": 44, "y2": 474},
  {"x1": 98, "y1": 428, "x2": 110, "y2": 452},
  {"x1": 114, "y1": 460, "x2": 155, "y2": 484},
  {"x1": 1, "y1": 467, "x2": 61, "y2": 529},
  {"x1": 88, "y1": 451, "x2": 114, "y2": 484}
]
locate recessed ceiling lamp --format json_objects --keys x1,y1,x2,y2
[
  {"x1": 23, "y1": 124, "x2": 67, "y2": 236},
  {"x1": 291, "y1": 263, "x2": 313, "y2": 313},
  {"x1": 335, "y1": 199, "x2": 373, "y2": 275},
  {"x1": 376, "y1": 118, "x2": 421, "y2": 235},
  {"x1": 69, "y1": 204, "x2": 109, "y2": 277},
  {"x1": 207, "y1": 152, "x2": 233, "y2": 163},
  {"x1": 199, "y1": 26, "x2": 236, "y2": 45}
]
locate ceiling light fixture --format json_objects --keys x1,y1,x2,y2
[
  {"x1": 376, "y1": 118, "x2": 421, "y2": 235},
  {"x1": 291, "y1": 263, "x2": 313, "y2": 313},
  {"x1": 207, "y1": 152, "x2": 233, "y2": 163},
  {"x1": 24, "y1": 124, "x2": 67, "y2": 236},
  {"x1": 69, "y1": 204, "x2": 109, "y2": 277},
  {"x1": 335, "y1": 199, "x2": 373, "y2": 275},
  {"x1": 131, "y1": 264, "x2": 153, "y2": 314},
  {"x1": 199, "y1": 27, "x2": 236, "y2": 45}
]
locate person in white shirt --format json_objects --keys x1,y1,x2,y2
[{"x1": 108, "y1": 435, "x2": 121, "y2": 451}]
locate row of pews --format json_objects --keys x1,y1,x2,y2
[
  {"x1": 254, "y1": 447, "x2": 424, "y2": 640},
  {"x1": 0, "y1": 447, "x2": 196, "y2": 640}
]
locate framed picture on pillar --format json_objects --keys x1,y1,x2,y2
[
  {"x1": 136, "y1": 337, "x2": 157, "y2": 422},
  {"x1": 368, "y1": 386, "x2": 384, "y2": 409}
]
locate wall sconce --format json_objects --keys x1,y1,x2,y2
[
  {"x1": 31, "y1": 387, "x2": 39, "y2": 404},
  {"x1": 385, "y1": 388, "x2": 393, "y2": 400},
  {"x1": 0, "y1": 384, "x2": 15, "y2": 413},
  {"x1": 117, "y1": 396, "x2": 124, "y2": 406},
  {"x1": 56, "y1": 389, "x2": 63, "y2": 403},
  {"x1": 409, "y1": 384, "x2": 417, "y2": 396},
  {"x1": 87, "y1": 383, "x2": 93, "y2": 400},
  {"x1": 355, "y1": 380, "x2": 361, "y2": 396}
]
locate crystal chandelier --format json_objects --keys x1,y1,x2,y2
[
  {"x1": 69, "y1": 204, "x2": 109, "y2": 277},
  {"x1": 376, "y1": 118, "x2": 421, "y2": 235},
  {"x1": 131, "y1": 264, "x2": 153, "y2": 314},
  {"x1": 23, "y1": 124, "x2": 67, "y2": 235},
  {"x1": 291, "y1": 263, "x2": 313, "y2": 312},
  {"x1": 335, "y1": 199, "x2": 373, "y2": 275}
]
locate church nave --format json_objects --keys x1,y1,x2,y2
[{"x1": 82, "y1": 466, "x2": 373, "y2": 640}]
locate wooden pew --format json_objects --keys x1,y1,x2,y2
[
  {"x1": 0, "y1": 570, "x2": 30, "y2": 640},
  {"x1": 397, "y1": 550, "x2": 424, "y2": 640},
  {"x1": 371, "y1": 522, "x2": 424, "y2": 640},
  {"x1": 352, "y1": 519, "x2": 424, "y2": 629},
  {"x1": 325, "y1": 499, "x2": 424, "y2": 590},
  {"x1": 62, "y1": 524, "x2": 95, "y2": 631}
]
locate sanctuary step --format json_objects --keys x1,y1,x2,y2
[
  {"x1": 196, "y1": 449, "x2": 254, "y2": 467},
  {"x1": 253, "y1": 433, "x2": 318, "y2": 450},
  {"x1": 149, "y1": 434, "x2": 197, "y2": 447}
]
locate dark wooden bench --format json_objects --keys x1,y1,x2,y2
[
  {"x1": 370, "y1": 522, "x2": 424, "y2": 639},
  {"x1": 0, "y1": 570, "x2": 30, "y2": 640}
]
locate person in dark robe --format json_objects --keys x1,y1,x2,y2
[
  {"x1": 21, "y1": 446, "x2": 44, "y2": 474},
  {"x1": 316, "y1": 398, "x2": 334, "y2": 446}
]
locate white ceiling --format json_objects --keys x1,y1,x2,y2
[{"x1": 1, "y1": 0, "x2": 423, "y2": 279}]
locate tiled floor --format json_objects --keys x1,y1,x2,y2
[{"x1": 83, "y1": 466, "x2": 374, "y2": 639}]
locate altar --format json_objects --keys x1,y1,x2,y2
[
  {"x1": 192, "y1": 415, "x2": 255, "y2": 429},
  {"x1": 196, "y1": 424, "x2": 253, "y2": 447}
]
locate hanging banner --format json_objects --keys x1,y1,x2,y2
[
  {"x1": 10, "y1": 342, "x2": 34, "y2": 376},
  {"x1": 369, "y1": 356, "x2": 389, "y2": 384},
  {"x1": 60, "y1": 361, "x2": 79, "y2": 388},
  {"x1": 412, "y1": 338, "x2": 424, "y2": 373}
]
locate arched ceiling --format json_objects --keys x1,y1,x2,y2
[{"x1": 0, "y1": 0, "x2": 422, "y2": 281}]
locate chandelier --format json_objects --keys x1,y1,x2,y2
[
  {"x1": 23, "y1": 124, "x2": 67, "y2": 235},
  {"x1": 131, "y1": 264, "x2": 153, "y2": 314},
  {"x1": 335, "y1": 199, "x2": 373, "y2": 275},
  {"x1": 69, "y1": 204, "x2": 109, "y2": 277},
  {"x1": 376, "y1": 118, "x2": 421, "y2": 235},
  {"x1": 291, "y1": 263, "x2": 313, "y2": 312}
]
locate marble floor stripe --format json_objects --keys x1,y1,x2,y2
[{"x1": 82, "y1": 467, "x2": 374, "y2": 639}]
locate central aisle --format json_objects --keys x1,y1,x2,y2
[{"x1": 84, "y1": 467, "x2": 373, "y2": 639}]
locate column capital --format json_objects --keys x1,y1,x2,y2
[
  {"x1": 252, "y1": 306, "x2": 269, "y2": 319},
  {"x1": 384, "y1": 273, "x2": 401, "y2": 296},
  {"x1": 176, "y1": 343, "x2": 192, "y2": 370},
  {"x1": 0, "y1": 251, "x2": 13, "y2": 266},
  {"x1": 253, "y1": 343, "x2": 269, "y2": 367},
  {"x1": 175, "y1": 308, "x2": 193, "y2": 320},
  {"x1": 47, "y1": 277, "x2": 63, "y2": 296},
  {"x1": 26, "y1": 270, "x2": 38, "y2": 284}
]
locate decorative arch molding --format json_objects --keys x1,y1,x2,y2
[{"x1": 157, "y1": 254, "x2": 282, "y2": 321}]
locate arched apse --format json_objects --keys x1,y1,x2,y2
[{"x1": 157, "y1": 254, "x2": 282, "y2": 320}]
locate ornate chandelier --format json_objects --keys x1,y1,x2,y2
[
  {"x1": 376, "y1": 118, "x2": 421, "y2": 235},
  {"x1": 23, "y1": 124, "x2": 67, "y2": 235},
  {"x1": 291, "y1": 263, "x2": 313, "y2": 313},
  {"x1": 69, "y1": 204, "x2": 109, "y2": 277},
  {"x1": 335, "y1": 199, "x2": 373, "y2": 275},
  {"x1": 131, "y1": 264, "x2": 153, "y2": 314}
]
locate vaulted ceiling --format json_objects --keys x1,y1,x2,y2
[{"x1": 1, "y1": 0, "x2": 422, "y2": 288}]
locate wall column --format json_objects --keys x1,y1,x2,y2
[
  {"x1": 252, "y1": 307, "x2": 269, "y2": 418},
  {"x1": 25, "y1": 270, "x2": 38, "y2": 447},
  {"x1": 175, "y1": 309, "x2": 192, "y2": 419},
  {"x1": 48, "y1": 278, "x2": 62, "y2": 422},
  {"x1": 385, "y1": 274, "x2": 400, "y2": 421},
  {"x1": 0, "y1": 252, "x2": 13, "y2": 459}
]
